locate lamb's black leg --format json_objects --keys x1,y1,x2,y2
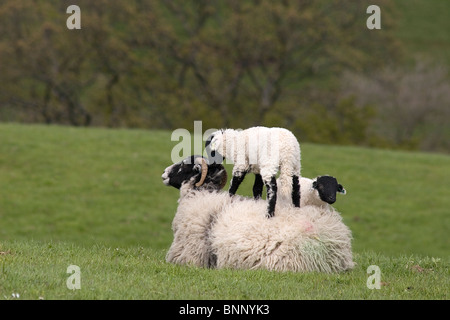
[
  {"x1": 229, "y1": 171, "x2": 246, "y2": 196},
  {"x1": 292, "y1": 175, "x2": 301, "y2": 207},
  {"x1": 253, "y1": 174, "x2": 264, "y2": 199},
  {"x1": 265, "y1": 176, "x2": 277, "y2": 218}
]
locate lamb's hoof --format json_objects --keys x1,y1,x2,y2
[{"x1": 266, "y1": 212, "x2": 275, "y2": 219}]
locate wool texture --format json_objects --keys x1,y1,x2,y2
[
  {"x1": 213, "y1": 127, "x2": 301, "y2": 198},
  {"x1": 211, "y1": 200, "x2": 354, "y2": 273},
  {"x1": 166, "y1": 190, "x2": 231, "y2": 268},
  {"x1": 167, "y1": 190, "x2": 354, "y2": 273}
]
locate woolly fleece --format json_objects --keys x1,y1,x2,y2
[
  {"x1": 212, "y1": 200, "x2": 354, "y2": 273},
  {"x1": 211, "y1": 127, "x2": 301, "y2": 199},
  {"x1": 167, "y1": 190, "x2": 354, "y2": 273}
]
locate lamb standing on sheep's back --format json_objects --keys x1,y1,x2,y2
[
  {"x1": 162, "y1": 156, "x2": 354, "y2": 273},
  {"x1": 206, "y1": 126, "x2": 301, "y2": 218}
]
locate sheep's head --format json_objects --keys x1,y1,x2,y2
[
  {"x1": 205, "y1": 129, "x2": 226, "y2": 164},
  {"x1": 312, "y1": 175, "x2": 346, "y2": 204},
  {"x1": 162, "y1": 155, "x2": 228, "y2": 191}
]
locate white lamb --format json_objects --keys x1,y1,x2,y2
[
  {"x1": 206, "y1": 126, "x2": 301, "y2": 218},
  {"x1": 162, "y1": 156, "x2": 354, "y2": 273}
]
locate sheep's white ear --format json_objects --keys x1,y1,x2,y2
[{"x1": 338, "y1": 184, "x2": 346, "y2": 195}]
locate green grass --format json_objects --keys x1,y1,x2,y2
[
  {"x1": 1, "y1": 241, "x2": 448, "y2": 300},
  {"x1": 0, "y1": 124, "x2": 449, "y2": 299},
  {"x1": 395, "y1": 0, "x2": 450, "y2": 64}
]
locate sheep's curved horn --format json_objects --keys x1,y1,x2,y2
[{"x1": 195, "y1": 157, "x2": 208, "y2": 187}]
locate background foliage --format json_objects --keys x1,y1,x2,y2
[{"x1": 0, "y1": 0, "x2": 449, "y2": 152}]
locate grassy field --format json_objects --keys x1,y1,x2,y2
[
  {"x1": 1, "y1": 240, "x2": 447, "y2": 300},
  {"x1": 395, "y1": 0, "x2": 450, "y2": 65},
  {"x1": 0, "y1": 124, "x2": 449, "y2": 300}
]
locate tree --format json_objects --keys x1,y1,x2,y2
[
  {"x1": 0, "y1": 0, "x2": 403, "y2": 138},
  {"x1": 341, "y1": 61, "x2": 450, "y2": 151},
  {"x1": 0, "y1": 1, "x2": 95, "y2": 125},
  {"x1": 134, "y1": 0, "x2": 400, "y2": 129}
]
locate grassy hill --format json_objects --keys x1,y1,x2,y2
[
  {"x1": 395, "y1": 0, "x2": 450, "y2": 65},
  {"x1": 0, "y1": 124, "x2": 449, "y2": 300}
]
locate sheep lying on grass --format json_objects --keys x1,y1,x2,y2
[
  {"x1": 211, "y1": 200, "x2": 353, "y2": 272},
  {"x1": 162, "y1": 155, "x2": 230, "y2": 267},
  {"x1": 162, "y1": 156, "x2": 354, "y2": 273}
]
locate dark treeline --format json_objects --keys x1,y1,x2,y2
[{"x1": 0, "y1": 0, "x2": 448, "y2": 153}]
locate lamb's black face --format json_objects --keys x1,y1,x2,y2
[
  {"x1": 205, "y1": 130, "x2": 225, "y2": 164},
  {"x1": 205, "y1": 134, "x2": 215, "y2": 159},
  {"x1": 312, "y1": 175, "x2": 346, "y2": 204},
  {"x1": 162, "y1": 155, "x2": 203, "y2": 189},
  {"x1": 205, "y1": 134, "x2": 213, "y2": 149},
  {"x1": 162, "y1": 155, "x2": 227, "y2": 190}
]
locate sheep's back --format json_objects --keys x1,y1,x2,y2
[{"x1": 211, "y1": 201, "x2": 354, "y2": 273}]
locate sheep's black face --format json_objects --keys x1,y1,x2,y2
[
  {"x1": 162, "y1": 155, "x2": 203, "y2": 189},
  {"x1": 162, "y1": 155, "x2": 227, "y2": 190},
  {"x1": 312, "y1": 175, "x2": 346, "y2": 204}
]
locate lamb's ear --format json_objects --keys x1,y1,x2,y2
[
  {"x1": 312, "y1": 181, "x2": 318, "y2": 190},
  {"x1": 337, "y1": 184, "x2": 346, "y2": 195}
]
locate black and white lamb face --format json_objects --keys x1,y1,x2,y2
[
  {"x1": 205, "y1": 130, "x2": 225, "y2": 164},
  {"x1": 312, "y1": 175, "x2": 346, "y2": 204},
  {"x1": 162, "y1": 155, "x2": 227, "y2": 190}
]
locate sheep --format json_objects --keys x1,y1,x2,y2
[
  {"x1": 162, "y1": 155, "x2": 230, "y2": 268},
  {"x1": 211, "y1": 199, "x2": 354, "y2": 273},
  {"x1": 161, "y1": 154, "x2": 228, "y2": 196},
  {"x1": 162, "y1": 156, "x2": 354, "y2": 273},
  {"x1": 205, "y1": 126, "x2": 301, "y2": 218},
  {"x1": 301, "y1": 175, "x2": 346, "y2": 207},
  {"x1": 272, "y1": 175, "x2": 346, "y2": 209}
]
